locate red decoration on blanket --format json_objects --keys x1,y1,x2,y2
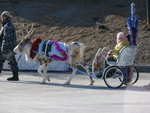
[
  {"x1": 30, "y1": 37, "x2": 42, "y2": 59},
  {"x1": 50, "y1": 40, "x2": 68, "y2": 61}
]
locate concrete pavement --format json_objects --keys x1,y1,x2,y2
[{"x1": 0, "y1": 71, "x2": 150, "y2": 113}]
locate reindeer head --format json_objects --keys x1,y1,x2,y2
[{"x1": 14, "y1": 24, "x2": 33, "y2": 53}]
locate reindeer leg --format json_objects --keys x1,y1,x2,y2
[
  {"x1": 79, "y1": 63, "x2": 95, "y2": 85},
  {"x1": 43, "y1": 64, "x2": 50, "y2": 82},
  {"x1": 89, "y1": 77, "x2": 95, "y2": 86},
  {"x1": 38, "y1": 64, "x2": 46, "y2": 84},
  {"x1": 64, "y1": 65, "x2": 77, "y2": 85}
]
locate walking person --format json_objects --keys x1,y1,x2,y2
[
  {"x1": 0, "y1": 21, "x2": 4, "y2": 74},
  {"x1": 0, "y1": 11, "x2": 19, "y2": 81}
]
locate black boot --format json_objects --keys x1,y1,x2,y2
[
  {"x1": 0, "y1": 70, "x2": 1, "y2": 73},
  {"x1": 0, "y1": 63, "x2": 3, "y2": 75},
  {"x1": 7, "y1": 71, "x2": 19, "y2": 81}
]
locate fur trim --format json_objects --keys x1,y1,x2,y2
[
  {"x1": 30, "y1": 37, "x2": 42, "y2": 59},
  {"x1": 50, "y1": 40, "x2": 68, "y2": 61}
]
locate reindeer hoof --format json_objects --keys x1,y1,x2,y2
[
  {"x1": 89, "y1": 80, "x2": 95, "y2": 85},
  {"x1": 40, "y1": 82, "x2": 46, "y2": 84},
  {"x1": 40, "y1": 81, "x2": 46, "y2": 84},
  {"x1": 47, "y1": 77, "x2": 50, "y2": 82},
  {"x1": 64, "y1": 82, "x2": 70, "y2": 85}
]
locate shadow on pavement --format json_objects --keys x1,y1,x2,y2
[
  {"x1": 0, "y1": 79, "x2": 150, "y2": 91},
  {"x1": 122, "y1": 85, "x2": 150, "y2": 92}
]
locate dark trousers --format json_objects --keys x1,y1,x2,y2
[{"x1": 0, "y1": 51, "x2": 18, "y2": 77}]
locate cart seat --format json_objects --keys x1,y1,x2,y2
[{"x1": 106, "y1": 46, "x2": 137, "y2": 66}]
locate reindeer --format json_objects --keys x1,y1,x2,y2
[{"x1": 14, "y1": 24, "x2": 94, "y2": 85}]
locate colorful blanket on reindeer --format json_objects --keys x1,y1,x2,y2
[{"x1": 38, "y1": 40, "x2": 68, "y2": 61}]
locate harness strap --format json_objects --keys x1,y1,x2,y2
[{"x1": 44, "y1": 40, "x2": 51, "y2": 56}]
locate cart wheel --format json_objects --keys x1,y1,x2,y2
[
  {"x1": 124, "y1": 66, "x2": 139, "y2": 86},
  {"x1": 104, "y1": 66, "x2": 125, "y2": 88}
]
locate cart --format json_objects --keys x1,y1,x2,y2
[{"x1": 92, "y1": 46, "x2": 139, "y2": 88}]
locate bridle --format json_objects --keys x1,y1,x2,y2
[{"x1": 18, "y1": 40, "x2": 29, "y2": 52}]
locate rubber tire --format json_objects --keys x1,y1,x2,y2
[{"x1": 104, "y1": 66, "x2": 125, "y2": 89}]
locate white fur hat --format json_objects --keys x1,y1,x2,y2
[
  {"x1": 117, "y1": 32, "x2": 124, "y2": 39},
  {"x1": 1, "y1": 11, "x2": 13, "y2": 18}
]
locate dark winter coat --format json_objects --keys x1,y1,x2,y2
[{"x1": 1, "y1": 18, "x2": 17, "y2": 52}]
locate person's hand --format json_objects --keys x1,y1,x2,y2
[{"x1": 107, "y1": 50, "x2": 112, "y2": 56}]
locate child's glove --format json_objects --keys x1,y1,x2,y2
[{"x1": 107, "y1": 51, "x2": 112, "y2": 56}]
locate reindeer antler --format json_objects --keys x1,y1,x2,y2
[
  {"x1": 23, "y1": 24, "x2": 34, "y2": 39},
  {"x1": 16, "y1": 23, "x2": 34, "y2": 40},
  {"x1": 16, "y1": 26, "x2": 24, "y2": 39}
]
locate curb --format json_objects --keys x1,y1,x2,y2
[
  {"x1": 3, "y1": 66, "x2": 150, "y2": 73},
  {"x1": 135, "y1": 66, "x2": 150, "y2": 73},
  {"x1": 77, "y1": 65, "x2": 150, "y2": 73}
]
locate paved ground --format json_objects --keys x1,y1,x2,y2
[{"x1": 0, "y1": 71, "x2": 150, "y2": 113}]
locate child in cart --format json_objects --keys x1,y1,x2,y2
[
  {"x1": 94, "y1": 32, "x2": 130, "y2": 78},
  {"x1": 107, "y1": 32, "x2": 130, "y2": 61}
]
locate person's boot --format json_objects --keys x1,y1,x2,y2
[
  {"x1": 7, "y1": 71, "x2": 19, "y2": 81},
  {"x1": 0, "y1": 63, "x2": 3, "y2": 76},
  {"x1": 0, "y1": 70, "x2": 1, "y2": 73}
]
